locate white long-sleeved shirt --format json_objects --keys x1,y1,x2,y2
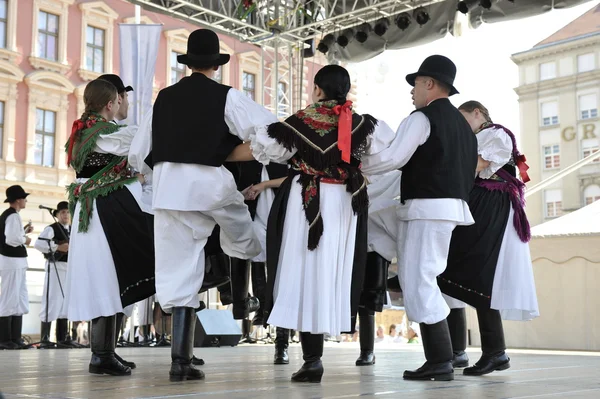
[
  {"x1": 34, "y1": 224, "x2": 70, "y2": 269},
  {"x1": 0, "y1": 213, "x2": 28, "y2": 271}
]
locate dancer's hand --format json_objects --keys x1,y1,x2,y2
[
  {"x1": 25, "y1": 236, "x2": 31, "y2": 246},
  {"x1": 136, "y1": 173, "x2": 145, "y2": 184},
  {"x1": 246, "y1": 182, "x2": 266, "y2": 200},
  {"x1": 57, "y1": 243, "x2": 69, "y2": 252},
  {"x1": 242, "y1": 185, "x2": 256, "y2": 201}
]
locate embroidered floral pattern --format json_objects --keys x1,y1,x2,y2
[{"x1": 295, "y1": 100, "x2": 353, "y2": 137}]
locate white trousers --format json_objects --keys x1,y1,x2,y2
[
  {"x1": 155, "y1": 203, "x2": 259, "y2": 311},
  {"x1": 39, "y1": 262, "x2": 68, "y2": 322},
  {"x1": 0, "y1": 268, "x2": 29, "y2": 317},
  {"x1": 396, "y1": 220, "x2": 458, "y2": 324}
]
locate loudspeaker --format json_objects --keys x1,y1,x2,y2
[{"x1": 194, "y1": 309, "x2": 242, "y2": 348}]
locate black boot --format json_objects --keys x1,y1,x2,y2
[
  {"x1": 447, "y1": 308, "x2": 469, "y2": 368},
  {"x1": 464, "y1": 308, "x2": 510, "y2": 376},
  {"x1": 71, "y1": 321, "x2": 79, "y2": 342},
  {"x1": 10, "y1": 316, "x2": 26, "y2": 348},
  {"x1": 386, "y1": 276, "x2": 402, "y2": 293},
  {"x1": 291, "y1": 332, "x2": 324, "y2": 383},
  {"x1": 403, "y1": 320, "x2": 454, "y2": 381},
  {"x1": 240, "y1": 318, "x2": 256, "y2": 343},
  {"x1": 218, "y1": 281, "x2": 233, "y2": 305},
  {"x1": 355, "y1": 308, "x2": 375, "y2": 366},
  {"x1": 0, "y1": 316, "x2": 16, "y2": 349},
  {"x1": 56, "y1": 319, "x2": 69, "y2": 343},
  {"x1": 169, "y1": 307, "x2": 205, "y2": 381},
  {"x1": 230, "y1": 258, "x2": 254, "y2": 319},
  {"x1": 200, "y1": 254, "x2": 230, "y2": 293},
  {"x1": 40, "y1": 321, "x2": 52, "y2": 342},
  {"x1": 274, "y1": 327, "x2": 289, "y2": 364},
  {"x1": 114, "y1": 313, "x2": 136, "y2": 369},
  {"x1": 192, "y1": 355, "x2": 205, "y2": 366},
  {"x1": 251, "y1": 262, "x2": 267, "y2": 326},
  {"x1": 361, "y1": 252, "x2": 389, "y2": 313},
  {"x1": 89, "y1": 316, "x2": 131, "y2": 376}
]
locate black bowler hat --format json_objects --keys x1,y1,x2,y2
[
  {"x1": 4, "y1": 185, "x2": 29, "y2": 203},
  {"x1": 406, "y1": 55, "x2": 459, "y2": 96},
  {"x1": 98, "y1": 74, "x2": 134, "y2": 94},
  {"x1": 177, "y1": 29, "x2": 230, "y2": 67},
  {"x1": 53, "y1": 201, "x2": 69, "y2": 217}
]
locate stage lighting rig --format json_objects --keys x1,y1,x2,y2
[
  {"x1": 395, "y1": 12, "x2": 411, "y2": 31},
  {"x1": 457, "y1": 0, "x2": 478, "y2": 14},
  {"x1": 355, "y1": 23, "x2": 372, "y2": 43},
  {"x1": 413, "y1": 7, "x2": 430, "y2": 26},
  {"x1": 317, "y1": 34, "x2": 336, "y2": 54},
  {"x1": 337, "y1": 28, "x2": 355, "y2": 47}
]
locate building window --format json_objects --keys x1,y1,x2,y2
[
  {"x1": 579, "y1": 94, "x2": 598, "y2": 120},
  {"x1": 543, "y1": 144, "x2": 560, "y2": 169},
  {"x1": 582, "y1": 138, "x2": 600, "y2": 162},
  {"x1": 170, "y1": 51, "x2": 185, "y2": 85},
  {"x1": 242, "y1": 72, "x2": 256, "y2": 100},
  {"x1": 541, "y1": 102, "x2": 559, "y2": 126},
  {"x1": 277, "y1": 81, "x2": 289, "y2": 118},
  {"x1": 85, "y1": 25, "x2": 104, "y2": 73},
  {"x1": 213, "y1": 67, "x2": 222, "y2": 84},
  {"x1": 38, "y1": 11, "x2": 59, "y2": 61},
  {"x1": 584, "y1": 184, "x2": 600, "y2": 205},
  {"x1": 540, "y1": 62, "x2": 556, "y2": 80},
  {"x1": 0, "y1": 100, "x2": 4, "y2": 158},
  {"x1": 544, "y1": 189, "x2": 563, "y2": 218},
  {"x1": 0, "y1": 0, "x2": 7, "y2": 49},
  {"x1": 578, "y1": 53, "x2": 595, "y2": 73},
  {"x1": 35, "y1": 108, "x2": 55, "y2": 167}
]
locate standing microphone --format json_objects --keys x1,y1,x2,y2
[{"x1": 39, "y1": 205, "x2": 55, "y2": 212}]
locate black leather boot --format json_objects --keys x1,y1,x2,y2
[
  {"x1": 291, "y1": 332, "x2": 324, "y2": 383},
  {"x1": 240, "y1": 318, "x2": 256, "y2": 344},
  {"x1": 230, "y1": 258, "x2": 260, "y2": 319},
  {"x1": 169, "y1": 307, "x2": 205, "y2": 381},
  {"x1": 386, "y1": 276, "x2": 402, "y2": 293},
  {"x1": 361, "y1": 252, "x2": 389, "y2": 313},
  {"x1": 447, "y1": 308, "x2": 469, "y2": 368},
  {"x1": 200, "y1": 254, "x2": 230, "y2": 293},
  {"x1": 251, "y1": 262, "x2": 267, "y2": 326},
  {"x1": 192, "y1": 355, "x2": 205, "y2": 366},
  {"x1": 89, "y1": 316, "x2": 131, "y2": 376},
  {"x1": 355, "y1": 307, "x2": 375, "y2": 366},
  {"x1": 56, "y1": 319, "x2": 69, "y2": 343},
  {"x1": 71, "y1": 321, "x2": 79, "y2": 342},
  {"x1": 114, "y1": 313, "x2": 136, "y2": 369},
  {"x1": 464, "y1": 308, "x2": 510, "y2": 376},
  {"x1": 218, "y1": 281, "x2": 233, "y2": 305},
  {"x1": 10, "y1": 316, "x2": 26, "y2": 348},
  {"x1": 40, "y1": 321, "x2": 52, "y2": 342},
  {"x1": 274, "y1": 327, "x2": 290, "y2": 364},
  {"x1": 403, "y1": 320, "x2": 454, "y2": 381},
  {"x1": 0, "y1": 316, "x2": 16, "y2": 349}
]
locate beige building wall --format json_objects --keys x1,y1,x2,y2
[{"x1": 513, "y1": 34, "x2": 600, "y2": 226}]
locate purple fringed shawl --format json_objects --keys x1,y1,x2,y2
[{"x1": 474, "y1": 124, "x2": 531, "y2": 243}]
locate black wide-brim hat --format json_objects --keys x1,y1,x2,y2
[
  {"x1": 406, "y1": 55, "x2": 459, "y2": 96},
  {"x1": 177, "y1": 29, "x2": 230, "y2": 67},
  {"x1": 53, "y1": 201, "x2": 69, "y2": 217},
  {"x1": 4, "y1": 185, "x2": 29, "y2": 203}
]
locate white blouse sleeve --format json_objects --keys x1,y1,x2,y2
[
  {"x1": 5, "y1": 214, "x2": 26, "y2": 247},
  {"x1": 361, "y1": 112, "x2": 430, "y2": 175},
  {"x1": 95, "y1": 124, "x2": 137, "y2": 156},
  {"x1": 34, "y1": 226, "x2": 57, "y2": 253},
  {"x1": 249, "y1": 124, "x2": 297, "y2": 165},
  {"x1": 128, "y1": 110, "x2": 153, "y2": 175},
  {"x1": 224, "y1": 89, "x2": 279, "y2": 141},
  {"x1": 477, "y1": 127, "x2": 513, "y2": 179}
]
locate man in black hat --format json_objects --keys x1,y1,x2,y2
[
  {"x1": 98, "y1": 74, "x2": 133, "y2": 122},
  {"x1": 34, "y1": 201, "x2": 71, "y2": 345},
  {"x1": 361, "y1": 55, "x2": 478, "y2": 381},
  {"x1": 150, "y1": 28, "x2": 277, "y2": 381},
  {"x1": 0, "y1": 185, "x2": 33, "y2": 349}
]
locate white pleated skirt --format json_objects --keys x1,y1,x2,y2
[{"x1": 267, "y1": 177, "x2": 357, "y2": 336}]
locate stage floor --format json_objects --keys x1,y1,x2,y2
[{"x1": 1, "y1": 342, "x2": 600, "y2": 398}]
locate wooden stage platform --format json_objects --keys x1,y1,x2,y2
[{"x1": 1, "y1": 343, "x2": 599, "y2": 398}]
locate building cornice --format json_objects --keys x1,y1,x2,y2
[
  {"x1": 512, "y1": 33, "x2": 600, "y2": 64},
  {"x1": 514, "y1": 69, "x2": 600, "y2": 97}
]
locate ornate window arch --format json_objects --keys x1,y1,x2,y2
[
  {"x1": 78, "y1": 1, "x2": 118, "y2": 81},
  {"x1": 0, "y1": 61, "x2": 24, "y2": 164}
]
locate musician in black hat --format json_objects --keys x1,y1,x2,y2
[
  {"x1": 360, "y1": 55, "x2": 478, "y2": 381},
  {"x1": 150, "y1": 28, "x2": 277, "y2": 381},
  {"x1": 34, "y1": 201, "x2": 71, "y2": 344},
  {"x1": 0, "y1": 185, "x2": 33, "y2": 349}
]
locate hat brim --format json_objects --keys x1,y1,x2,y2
[
  {"x1": 177, "y1": 53, "x2": 230, "y2": 67},
  {"x1": 4, "y1": 192, "x2": 29, "y2": 203},
  {"x1": 405, "y1": 72, "x2": 459, "y2": 96},
  {"x1": 124, "y1": 86, "x2": 134, "y2": 92}
]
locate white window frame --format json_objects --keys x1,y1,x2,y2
[
  {"x1": 169, "y1": 50, "x2": 186, "y2": 86},
  {"x1": 78, "y1": 1, "x2": 118, "y2": 81},
  {"x1": 579, "y1": 93, "x2": 598, "y2": 120},
  {"x1": 584, "y1": 184, "x2": 600, "y2": 206},
  {"x1": 544, "y1": 189, "x2": 563, "y2": 218},
  {"x1": 542, "y1": 144, "x2": 561, "y2": 170},
  {"x1": 540, "y1": 62, "x2": 556, "y2": 81},
  {"x1": 30, "y1": 0, "x2": 73, "y2": 75},
  {"x1": 577, "y1": 53, "x2": 595, "y2": 73},
  {"x1": 34, "y1": 108, "x2": 57, "y2": 167},
  {"x1": 541, "y1": 101, "x2": 559, "y2": 126},
  {"x1": 164, "y1": 29, "x2": 192, "y2": 87},
  {"x1": 0, "y1": 0, "x2": 18, "y2": 62},
  {"x1": 0, "y1": 60, "x2": 23, "y2": 163},
  {"x1": 239, "y1": 51, "x2": 262, "y2": 104},
  {"x1": 581, "y1": 139, "x2": 600, "y2": 163}
]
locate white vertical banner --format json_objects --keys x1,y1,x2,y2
[{"x1": 118, "y1": 24, "x2": 163, "y2": 126}]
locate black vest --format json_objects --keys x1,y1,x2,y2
[
  {"x1": 42, "y1": 222, "x2": 70, "y2": 262},
  {"x1": 150, "y1": 73, "x2": 238, "y2": 167},
  {"x1": 401, "y1": 98, "x2": 478, "y2": 203},
  {"x1": 0, "y1": 208, "x2": 27, "y2": 258}
]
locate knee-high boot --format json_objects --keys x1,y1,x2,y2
[
  {"x1": 10, "y1": 316, "x2": 26, "y2": 348},
  {"x1": 403, "y1": 320, "x2": 454, "y2": 381},
  {"x1": 0, "y1": 316, "x2": 16, "y2": 349},
  {"x1": 40, "y1": 321, "x2": 52, "y2": 342},
  {"x1": 361, "y1": 253, "x2": 389, "y2": 313},
  {"x1": 250, "y1": 262, "x2": 267, "y2": 326},
  {"x1": 229, "y1": 258, "x2": 259, "y2": 320},
  {"x1": 355, "y1": 307, "x2": 375, "y2": 366},
  {"x1": 71, "y1": 321, "x2": 79, "y2": 342},
  {"x1": 169, "y1": 307, "x2": 205, "y2": 381},
  {"x1": 114, "y1": 313, "x2": 136, "y2": 369},
  {"x1": 464, "y1": 308, "x2": 510, "y2": 376},
  {"x1": 273, "y1": 327, "x2": 290, "y2": 364},
  {"x1": 291, "y1": 332, "x2": 324, "y2": 383},
  {"x1": 56, "y1": 319, "x2": 69, "y2": 343},
  {"x1": 200, "y1": 254, "x2": 230, "y2": 293},
  {"x1": 89, "y1": 316, "x2": 131, "y2": 376},
  {"x1": 447, "y1": 308, "x2": 469, "y2": 368}
]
